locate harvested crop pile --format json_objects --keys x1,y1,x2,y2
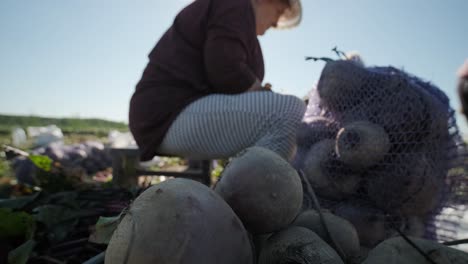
[
  {"x1": 104, "y1": 142, "x2": 468, "y2": 263},
  {"x1": 10, "y1": 141, "x2": 112, "y2": 186}
]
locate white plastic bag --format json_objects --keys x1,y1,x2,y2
[
  {"x1": 108, "y1": 130, "x2": 137, "y2": 148},
  {"x1": 11, "y1": 127, "x2": 27, "y2": 147},
  {"x1": 27, "y1": 125, "x2": 63, "y2": 147}
]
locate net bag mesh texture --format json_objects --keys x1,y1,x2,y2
[{"x1": 294, "y1": 60, "x2": 468, "y2": 247}]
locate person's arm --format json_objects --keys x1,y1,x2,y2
[
  {"x1": 204, "y1": 1, "x2": 259, "y2": 94},
  {"x1": 247, "y1": 78, "x2": 262, "y2": 91},
  {"x1": 247, "y1": 79, "x2": 273, "y2": 92}
]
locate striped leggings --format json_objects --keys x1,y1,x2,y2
[{"x1": 157, "y1": 91, "x2": 306, "y2": 161}]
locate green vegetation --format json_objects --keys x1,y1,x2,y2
[
  {"x1": 0, "y1": 151, "x2": 13, "y2": 179},
  {"x1": 1, "y1": 134, "x2": 16, "y2": 179},
  {"x1": 0, "y1": 114, "x2": 128, "y2": 137}
]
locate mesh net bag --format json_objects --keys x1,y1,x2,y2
[{"x1": 294, "y1": 60, "x2": 468, "y2": 248}]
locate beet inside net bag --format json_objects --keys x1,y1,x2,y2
[{"x1": 294, "y1": 60, "x2": 468, "y2": 247}]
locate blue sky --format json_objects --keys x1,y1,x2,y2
[{"x1": 1, "y1": 0, "x2": 467, "y2": 133}]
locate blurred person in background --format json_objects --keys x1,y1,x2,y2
[{"x1": 129, "y1": 0, "x2": 305, "y2": 163}]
